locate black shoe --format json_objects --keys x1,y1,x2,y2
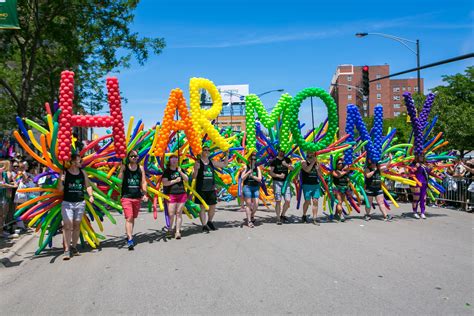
[
  {"x1": 70, "y1": 247, "x2": 81, "y2": 256},
  {"x1": 207, "y1": 221, "x2": 217, "y2": 231},
  {"x1": 251, "y1": 217, "x2": 256, "y2": 224},
  {"x1": 202, "y1": 225, "x2": 210, "y2": 233},
  {"x1": 280, "y1": 215, "x2": 289, "y2": 223},
  {"x1": 302, "y1": 215, "x2": 307, "y2": 223},
  {"x1": 364, "y1": 214, "x2": 371, "y2": 221},
  {"x1": 276, "y1": 219, "x2": 282, "y2": 225}
]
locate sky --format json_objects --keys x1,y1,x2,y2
[{"x1": 106, "y1": 0, "x2": 473, "y2": 133}]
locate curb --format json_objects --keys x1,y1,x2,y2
[{"x1": 0, "y1": 232, "x2": 36, "y2": 268}]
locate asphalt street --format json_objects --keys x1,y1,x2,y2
[{"x1": 0, "y1": 201, "x2": 472, "y2": 315}]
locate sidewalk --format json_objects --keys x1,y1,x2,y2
[{"x1": 0, "y1": 229, "x2": 36, "y2": 268}]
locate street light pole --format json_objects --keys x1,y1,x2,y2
[{"x1": 355, "y1": 32, "x2": 421, "y2": 94}]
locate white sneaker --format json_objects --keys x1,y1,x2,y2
[
  {"x1": 421, "y1": 214, "x2": 426, "y2": 219},
  {"x1": 413, "y1": 213, "x2": 420, "y2": 219}
]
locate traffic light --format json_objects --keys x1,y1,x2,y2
[{"x1": 362, "y1": 65, "x2": 369, "y2": 96}]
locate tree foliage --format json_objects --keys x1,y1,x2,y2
[
  {"x1": 0, "y1": 0, "x2": 165, "y2": 130},
  {"x1": 430, "y1": 66, "x2": 474, "y2": 157}
]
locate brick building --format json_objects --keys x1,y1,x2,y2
[{"x1": 329, "y1": 64, "x2": 423, "y2": 135}]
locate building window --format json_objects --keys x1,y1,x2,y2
[
  {"x1": 376, "y1": 83, "x2": 381, "y2": 90},
  {"x1": 376, "y1": 74, "x2": 381, "y2": 79},
  {"x1": 348, "y1": 95, "x2": 352, "y2": 100},
  {"x1": 394, "y1": 111, "x2": 401, "y2": 116},
  {"x1": 414, "y1": 87, "x2": 419, "y2": 92},
  {"x1": 402, "y1": 86, "x2": 406, "y2": 91},
  {"x1": 347, "y1": 75, "x2": 352, "y2": 82},
  {"x1": 393, "y1": 104, "x2": 400, "y2": 108},
  {"x1": 377, "y1": 93, "x2": 381, "y2": 100},
  {"x1": 393, "y1": 95, "x2": 400, "y2": 101},
  {"x1": 393, "y1": 87, "x2": 400, "y2": 92},
  {"x1": 347, "y1": 86, "x2": 352, "y2": 91}
]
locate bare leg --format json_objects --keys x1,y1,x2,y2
[
  {"x1": 168, "y1": 203, "x2": 176, "y2": 232},
  {"x1": 312, "y1": 198, "x2": 319, "y2": 218},
  {"x1": 125, "y1": 217, "x2": 135, "y2": 240},
  {"x1": 208, "y1": 205, "x2": 216, "y2": 222},
  {"x1": 244, "y1": 197, "x2": 253, "y2": 226},
  {"x1": 376, "y1": 194, "x2": 388, "y2": 217},
  {"x1": 71, "y1": 219, "x2": 82, "y2": 248},
  {"x1": 275, "y1": 200, "x2": 282, "y2": 218},
  {"x1": 62, "y1": 219, "x2": 73, "y2": 251},
  {"x1": 303, "y1": 200, "x2": 311, "y2": 216},
  {"x1": 281, "y1": 200, "x2": 290, "y2": 217},
  {"x1": 411, "y1": 187, "x2": 420, "y2": 213},
  {"x1": 251, "y1": 198, "x2": 258, "y2": 218},
  {"x1": 175, "y1": 202, "x2": 185, "y2": 236},
  {"x1": 199, "y1": 205, "x2": 207, "y2": 226}
]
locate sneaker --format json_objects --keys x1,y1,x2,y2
[
  {"x1": 251, "y1": 217, "x2": 256, "y2": 224},
  {"x1": 127, "y1": 239, "x2": 135, "y2": 250},
  {"x1": 63, "y1": 251, "x2": 71, "y2": 261},
  {"x1": 280, "y1": 215, "x2": 289, "y2": 223},
  {"x1": 70, "y1": 247, "x2": 81, "y2": 256},
  {"x1": 364, "y1": 215, "x2": 372, "y2": 221},
  {"x1": 340, "y1": 214, "x2": 346, "y2": 222},
  {"x1": 413, "y1": 213, "x2": 420, "y2": 219},
  {"x1": 384, "y1": 214, "x2": 393, "y2": 222},
  {"x1": 202, "y1": 225, "x2": 210, "y2": 233},
  {"x1": 207, "y1": 221, "x2": 217, "y2": 231},
  {"x1": 313, "y1": 218, "x2": 320, "y2": 226},
  {"x1": 10, "y1": 233, "x2": 19, "y2": 238},
  {"x1": 302, "y1": 215, "x2": 307, "y2": 223},
  {"x1": 276, "y1": 219, "x2": 282, "y2": 225},
  {"x1": 421, "y1": 213, "x2": 426, "y2": 219}
]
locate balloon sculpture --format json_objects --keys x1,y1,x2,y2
[{"x1": 12, "y1": 71, "x2": 456, "y2": 254}]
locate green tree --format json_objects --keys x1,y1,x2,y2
[
  {"x1": 430, "y1": 66, "x2": 474, "y2": 157},
  {"x1": 0, "y1": 0, "x2": 165, "y2": 130}
]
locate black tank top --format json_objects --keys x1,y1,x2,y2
[
  {"x1": 196, "y1": 159, "x2": 215, "y2": 192},
  {"x1": 334, "y1": 172, "x2": 349, "y2": 187},
  {"x1": 301, "y1": 161, "x2": 320, "y2": 185},
  {"x1": 121, "y1": 164, "x2": 143, "y2": 198},
  {"x1": 63, "y1": 169, "x2": 85, "y2": 202},
  {"x1": 365, "y1": 168, "x2": 382, "y2": 189},
  {"x1": 243, "y1": 165, "x2": 260, "y2": 187}
]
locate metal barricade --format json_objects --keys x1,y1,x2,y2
[{"x1": 436, "y1": 176, "x2": 473, "y2": 211}]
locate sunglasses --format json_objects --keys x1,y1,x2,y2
[
  {"x1": 251, "y1": 157, "x2": 257, "y2": 160},
  {"x1": 129, "y1": 155, "x2": 138, "y2": 158},
  {"x1": 203, "y1": 149, "x2": 210, "y2": 152},
  {"x1": 13, "y1": 165, "x2": 19, "y2": 168}
]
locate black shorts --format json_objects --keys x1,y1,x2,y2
[
  {"x1": 195, "y1": 190, "x2": 217, "y2": 206},
  {"x1": 366, "y1": 187, "x2": 383, "y2": 197}
]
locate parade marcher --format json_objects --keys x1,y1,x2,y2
[
  {"x1": 301, "y1": 151, "x2": 323, "y2": 225},
  {"x1": 241, "y1": 152, "x2": 262, "y2": 228},
  {"x1": 410, "y1": 156, "x2": 431, "y2": 219},
  {"x1": 162, "y1": 154, "x2": 189, "y2": 239},
  {"x1": 269, "y1": 146, "x2": 294, "y2": 225},
  {"x1": 364, "y1": 159, "x2": 392, "y2": 221},
  {"x1": 0, "y1": 160, "x2": 15, "y2": 238},
  {"x1": 331, "y1": 158, "x2": 350, "y2": 222},
  {"x1": 118, "y1": 150, "x2": 148, "y2": 250},
  {"x1": 192, "y1": 145, "x2": 229, "y2": 232},
  {"x1": 57, "y1": 154, "x2": 94, "y2": 260}
]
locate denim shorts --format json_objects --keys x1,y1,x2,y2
[
  {"x1": 243, "y1": 185, "x2": 259, "y2": 199},
  {"x1": 273, "y1": 180, "x2": 291, "y2": 201}
]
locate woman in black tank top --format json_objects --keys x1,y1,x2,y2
[
  {"x1": 364, "y1": 160, "x2": 391, "y2": 221},
  {"x1": 192, "y1": 146, "x2": 229, "y2": 232},
  {"x1": 118, "y1": 150, "x2": 148, "y2": 250},
  {"x1": 331, "y1": 158, "x2": 350, "y2": 222},
  {"x1": 241, "y1": 153, "x2": 262, "y2": 228},
  {"x1": 57, "y1": 154, "x2": 94, "y2": 260}
]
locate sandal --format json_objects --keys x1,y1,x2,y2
[
  {"x1": 175, "y1": 231, "x2": 181, "y2": 239},
  {"x1": 248, "y1": 221, "x2": 255, "y2": 228}
]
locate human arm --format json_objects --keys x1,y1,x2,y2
[
  {"x1": 282, "y1": 158, "x2": 295, "y2": 171},
  {"x1": 82, "y1": 170, "x2": 94, "y2": 203},
  {"x1": 178, "y1": 167, "x2": 189, "y2": 182},
  {"x1": 213, "y1": 151, "x2": 229, "y2": 169},
  {"x1": 140, "y1": 166, "x2": 148, "y2": 202}
]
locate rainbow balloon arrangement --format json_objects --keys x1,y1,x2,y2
[{"x1": 13, "y1": 71, "x2": 456, "y2": 254}]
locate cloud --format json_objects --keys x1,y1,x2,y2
[{"x1": 169, "y1": 12, "x2": 441, "y2": 49}]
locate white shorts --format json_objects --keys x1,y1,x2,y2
[{"x1": 61, "y1": 201, "x2": 86, "y2": 222}]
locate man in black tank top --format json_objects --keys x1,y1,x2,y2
[
  {"x1": 269, "y1": 146, "x2": 294, "y2": 225},
  {"x1": 57, "y1": 154, "x2": 94, "y2": 260},
  {"x1": 192, "y1": 145, "x2": 228, "y2": 232},
  {"x1": 301, "y1": 151, "x2": 323, "y2": 225},
  {"x1": 118, "y1": 150, "x2": 148, "y2": 250}
]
